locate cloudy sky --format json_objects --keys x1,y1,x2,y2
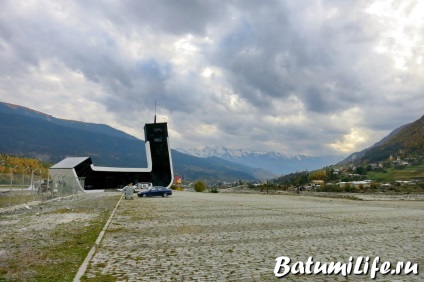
[{"x1": 1, "y1": 0, "x2": 423, "y2": 156}]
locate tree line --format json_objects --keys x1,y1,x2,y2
[{"x1": 0, "y1": 154, "x2": 51, "y2": 175}]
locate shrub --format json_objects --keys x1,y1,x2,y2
[
  {"x1": 317, "y1": 184, "x2": 343, "y2": 192},
  {"x1": 194, "y1": 180, "x2": 206, "y2": 192},
  {"x1": 344, "y1": 184, "x2": 356, "y2": 193},
  {"x1": 370, "y1": 183, "x2": 379, "y2": 189},
  {"x1": 209, "y1": 188, "x2": 219, "y2": 193}
]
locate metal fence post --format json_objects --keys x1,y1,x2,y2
[
  {"x1": 9, "y1": 165, "x2": 19, "y2": 207},
  {"x1": 22, "y1": 167, "x2": 30, "y2": 204}
]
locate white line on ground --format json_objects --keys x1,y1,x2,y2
[{"x1": 73, "y1": 194, "x2": 123, "y2": 282}]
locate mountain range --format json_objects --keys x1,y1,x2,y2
[
  {"x1": 177, "y1": 146, "x2": 345, "y2": 175},
  {"x1": 0, "y1": 101, "x2": 269, "y2": 182},
  {"x1": 4, "y1": 101, "x2": 418, "y2": 182}
]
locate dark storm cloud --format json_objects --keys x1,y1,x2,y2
[
  {"x1": 213, "y1": 3, "x2": 295, "y2": 106},
  {"x1": 1, "y1": 0, "x2": 423, "y2": 155},
  {"x1": 210, "y1": 1, "x2": 377, "y2": 118},
  {"x1": 75, "y1": 0, "x2": 226, "y2": 36},
  {"x1": 0, "y1": 2, "x2": 129, "y2": 88}
]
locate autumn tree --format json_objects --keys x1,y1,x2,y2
[
  {"x1": 194, "y1": 180, "x2": 206, "y2": 192},
  {"x1": 308, "y1": 170, "x2": 328, "y2": 182},
  {"x1": 0, "y1": 154, "x2": 50, "y2": 174}
]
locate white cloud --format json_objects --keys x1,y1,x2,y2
[
  {"x1": 1, "y1": 0, "x2": 423, "y2": 156},
  {"x1": 366, "y1": 0, "x2": 424, "y2": 71},
  {"x1": 329, "y1": 128, "x2": 370, "y2": 153}
]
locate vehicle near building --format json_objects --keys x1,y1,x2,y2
[
  {"x1": 135, "y1": 182, "x2": 153, "y2": 190},
  {"x1": 137, "y1": 186, "x2": 172, "y2": 198}
]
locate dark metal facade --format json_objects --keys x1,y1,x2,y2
[{"x1": 50, "y1": 122, "x2": 174, "y2": 190}]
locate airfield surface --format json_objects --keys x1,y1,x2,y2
[
  {"x1": 1, "y1": 191, "x2": 423, "y2": 281},
  {"x1": 86, "y1": 191, "x2": 423, "y2": 281}
]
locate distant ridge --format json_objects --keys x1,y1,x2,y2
[
  {"x1": 0, "y1": 102, "x2": 137, "y2": 141},
  {"x1": 176, "y1": 146, "x2": 345, "y2": 175},
  {"x1": 0, "y1": 101, "x2": 268, "y2": 181},
  {"x1": 339, "y1": 115, "x2": 424, "y2": 165}
]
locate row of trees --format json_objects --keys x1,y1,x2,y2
[{"x1": 0, "y1": 154, "x2": 51, "y2": 174}]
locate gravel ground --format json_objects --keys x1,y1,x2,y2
[
  {"x1": 1, "y1": 191, "x2": 423, "y2": 281},
  {"x1": 0, "y1": 192, "x2": 119, "y2": 281}
]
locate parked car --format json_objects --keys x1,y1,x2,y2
[
  {"x1": 137, "y1": 186, "x2": 172, "y2": 198},
  {"x1": 134, "y1": 182, "x2": 153, "y2": 192}
]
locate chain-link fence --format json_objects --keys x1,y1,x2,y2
[{"x1": 0, "y1": 173, "x2": 84, "y2": 208}]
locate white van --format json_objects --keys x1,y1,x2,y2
[{"x1": 135, "y1": 182, "x2": 153, "y2": 191}]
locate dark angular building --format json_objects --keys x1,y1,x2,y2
[{"x1": 49, "y1": 122, "x2": 174, "y2": 190}]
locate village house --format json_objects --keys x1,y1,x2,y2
[
  {"x1": 310, "y1": 180, "x2": 325, "y2": 186},
  {"x1": 337, "y1": 180, "x2": 371, "y2": 188}
]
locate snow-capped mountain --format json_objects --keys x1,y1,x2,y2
[
  {"x1": 177, "y1": 146, "x2": 273, "y2": 158},
  {"x1": 176, "y1": 146, "x2": 345, "y2": 175}
]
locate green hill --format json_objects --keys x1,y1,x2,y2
[
  {"x1": 339, "y1": 115, "x2": 424, "y2": 165},
  {"x1": 366, "y1": 165, "x2": 424, "y2": 182},
  {"x1": 362, "y1": 115, "x2": 424, "y2": 163}
]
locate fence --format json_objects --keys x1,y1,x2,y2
[{"x1": 0, "y1": 172, "x2": 84, "y2": 209}]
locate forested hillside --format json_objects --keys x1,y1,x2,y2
[{"x1": 0, "y1": 102, "x2": 265, "y2": 182}]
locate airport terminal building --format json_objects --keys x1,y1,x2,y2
[{"x1": 49, "y1": 122, "x2": 174, "y2": 191}]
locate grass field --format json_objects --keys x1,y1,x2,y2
[
  {"x1": 0, "y1": 194, "x2": 120, "y2": 282},
  {"x1": 366, "y1": 164, "x2": 424, "y2": 182}
]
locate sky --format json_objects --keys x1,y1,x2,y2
[{"x1": 1, "y1": 0, "x2": 423, "y2": 156}]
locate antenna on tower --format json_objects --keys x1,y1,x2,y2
[{"x1": 154, "y1": 100, "x2": 157, "y2": 123}]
